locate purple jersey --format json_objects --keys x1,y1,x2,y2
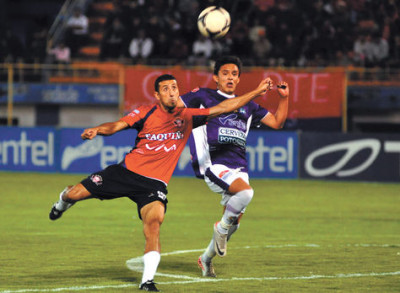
[{"x1": 180, "y1": 88, "x2": 268, "y2": 178}]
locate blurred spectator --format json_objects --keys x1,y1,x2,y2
[
  {"x1": 48, "y1": 41, "x2": 71, "y2": 64},
  {"x1": 230, "y1": 20, "x2": 252, "y2": 60},
  {"x1": 145, "y1": 14, "x2": 162, "y2": 40},
  {"x1": 189, "y1": 34, "x2": 213, "y2": 65},
  {"x1": 278, "y1": 34, "x2": 299, "y2": 67},
  {"x1": 210, "y1": 33, "x2": 233, "y2": 59},
  {"x1": 252, "y1": 30, "x2": 272, "y2": 66},
  {"x1": 65, "y1": 7, "x2": 89, "y2": 57},
  {"x1": 128, "y1": 29, "x2": 154, "y2": 63},
  {"x1": 151, "y1": 32, "x2": 170, "y2": 64},
  {"x1": 26, "y1": 27, "x2": 47, "y2": 63},
  {"x1": 248, "y1": 18, "x2": 266, "y2": 43},
  {"x1": 333, "y1": 50, "x2": 353, "y2": 67},
  {"x1": 5, "y1": 0, "x2": 400, "y2": 68},
  {"x1": 371, "y1": 32, "x2": 389, "y2": 68},
  {"x1": 100, "y1": 18, "x2": 128, "y2": 60},
  {"x1": 168, "y1": 37, "x2": 189, "y2": 65},
  {"x1": 353, "y1": 34, "x2": 368, "y2": 66},
  {"x1": 1, "y1": 28, "x2": 25, "y2": 62}
]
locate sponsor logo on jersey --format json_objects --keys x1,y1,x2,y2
[
  {"x1": 219, "y1": 114, "x2": 246, "y2": 131},
  {"x1": 191, "y1": 87, "x2": 200, "y2": 93},
  {"x1": 218, "y1": 170, "x2": 229, "y2": 178},
  {"x1": 218, "y1": 127, "x2": 246, "y2": 147},
  {"x1": 145, "y1": 131, "x2": 183, "y2": 141},
  {"x1": 90, "y1": 174, "x2": 103, "y2": 186},
  {"x1": 145, "y1": 143, "x2": 177, "y2": 152}
]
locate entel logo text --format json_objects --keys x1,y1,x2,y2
[
  {"x1": 0, "y1": 132, "x2": 54, "y2": 166},
  {"x1": 246, "y1": 137, "x2": 294, "y2": 172}
]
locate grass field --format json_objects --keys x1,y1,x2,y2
[{"x1": 0, "y1": 172, "x2": 399, "y2": 293}]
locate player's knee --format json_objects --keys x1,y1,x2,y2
[
  {"x1": 239, "y1": 188, "x2": 254, "y2": 206},
  {"x1": 64, "y1": 184, "x2": 91, "y2": 202},
  {"x1": 64, "y1": 187, "x2": 80, "y2": 202}
]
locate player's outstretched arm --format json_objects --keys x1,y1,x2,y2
[
  {"x1": 261, "y1": 81, "x2": 289, "y2": 129},
  {"x1": 207, "y1": 78, "x2": 272, "y2": 119},
  {"x1": 81, "y1": 120, "x2": 129, "y2": 140}
]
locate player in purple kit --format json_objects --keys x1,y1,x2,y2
[{"x1": 178, "y1": 56, "x2": 289, "y2": 277}]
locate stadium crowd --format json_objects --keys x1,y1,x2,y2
[{"x1": 1, "y1": 0, "x2": 400, "y2": 69}]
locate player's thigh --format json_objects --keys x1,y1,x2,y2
[
  {"x1": 204, "y1": 164, "x2": 249, "y2": 195},
  {"x1": 228, "y1": 178, "x2": 251, "y2": 194},
  {"x1": 141, "y1": 201, "x2": 165, "y2": 227}
]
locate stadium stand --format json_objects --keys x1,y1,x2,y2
[
  {"x1": 1, "y1": 0, "x2": 400, "y2": 132},
  {"x1": 1, "y1": 0, "x2": 399, "y2": 69}
]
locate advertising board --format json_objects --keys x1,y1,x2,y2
[{"x1": 300, "y1": 133, "x2": 400, "y2": 182}]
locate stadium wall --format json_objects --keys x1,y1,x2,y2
[{"x1": 1, "y1": 127, "x2": 399, "y2": 183}]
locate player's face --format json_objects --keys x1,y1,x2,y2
[
  {"x1": 155, "y1": 79, "x2": 180, "y2": 113},
  {"x1": 213, "y1": 64, "x2": 240, "y2": 95}
]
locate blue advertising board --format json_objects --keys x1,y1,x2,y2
[
  {"x1": 299, "y1": 132, "x2": 400, "y2": 182},
  {"x1": 59, "y1": 128, "x2": 136, "y2": 173},
  {"x1": 0, "y1": 83, "x2": 119, "y2": 104},
  {"x1": 0, "y1": 127, "x2": 57, "y2": 172},
  {"x1": 0, "y1": 127, "x2": 298, "y2": 179}
]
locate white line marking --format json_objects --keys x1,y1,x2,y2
[
  {"x1": 1, "y1": 271, "x2": 399, "y2": 293},
  {"x1": 2, "y1": 243, "x2": 399, "y2": 293}
]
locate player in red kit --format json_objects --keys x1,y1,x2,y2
[{"x1": 48, "y1": 74, "x2": 272, "y2": 292}]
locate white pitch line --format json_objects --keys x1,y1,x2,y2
[
  {"x1": 1, "y1": 271, "x2": 400, "y2": 293},
  {"x1": 2, "y1": 243, "x2": 399, "y2": 293}
]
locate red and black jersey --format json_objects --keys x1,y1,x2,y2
[{"x1": 120, "y1": 104, "x2": 209, "y2": 185}]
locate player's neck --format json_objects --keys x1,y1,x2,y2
[{"x1": 158, "y1": 103, "x2": 176, "y2": 113}]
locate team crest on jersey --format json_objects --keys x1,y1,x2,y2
[
  {"x1": 234, "y1": 107, "x2": 246, "y2": 114},
  {"x1": 90, "y1": 174, "x2": 103, "y2": 186},
  {"x1": 173, "y1": 118, "x2": 184, "y2": 128},
  {"x1": 191, "y1": 87, "x2": 200, "y2": 93}
]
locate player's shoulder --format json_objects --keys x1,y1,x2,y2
[
  {"x1": 137, "y1": 103, "x2": 157, "y2": 112},
  {"x1": 127, "y1": 104, "x2": 157, "y2": 117},
  {"x1": 185, "y1": 87, "x2": 216, "y2": 96}
]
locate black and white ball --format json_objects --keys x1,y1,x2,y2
[{"x1": 197, "y1": 6, "x2": 231, "y2": 39}]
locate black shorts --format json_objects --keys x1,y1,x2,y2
[{"x1": 81, "y1": 164, "x2": 168, "y2": 219}]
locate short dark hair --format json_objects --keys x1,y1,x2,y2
[
  {"x1": 154, "y1": 74, "x2": 176, "y2": 92},
  {"x1": 213, "y1": 56, "x2": 242, "y2": 76}
]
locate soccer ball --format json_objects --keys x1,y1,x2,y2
[{"x1": 197, "y1": 6, "x2": 231, "y2": 39}]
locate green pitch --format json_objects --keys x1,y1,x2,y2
[{"x1": 0, "y1": 172, "x2": 399, "y2": 293}]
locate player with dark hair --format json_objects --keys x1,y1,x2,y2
[
  {"x1": 48, "y1": 73, "x2": 272, "y2": 292},
  {"x1": 178, "y1": 56, "x2": 289, "y2": 277}
]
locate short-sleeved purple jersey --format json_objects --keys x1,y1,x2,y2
[{"x1": 180, "y1": 88, "x2": 268, "y2": 178}]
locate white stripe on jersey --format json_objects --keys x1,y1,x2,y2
[
  {"x1": 245, "y1": 115, "x2": 253, "y2": 137},
  {"x1": 192, "y1": 104, "x2": 211, "y2": 176}
]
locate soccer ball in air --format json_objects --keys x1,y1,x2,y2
[{"x1": 197, "y1": 6, "x2": 231, "y2": 39}]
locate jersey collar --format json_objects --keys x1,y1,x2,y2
[{"x1": 217, "y1": 90, "x2": 235, "y2": 99}]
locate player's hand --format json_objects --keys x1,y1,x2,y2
[
  {"x1": 81, "y1": 128, "x2": 98, "y2": 140},
  {"x1": 277, "y1": 81, "x2": 289, "y2": 98},
  {"x1": 256, "y1": 78, "x2": 274, "y2": 96}
]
